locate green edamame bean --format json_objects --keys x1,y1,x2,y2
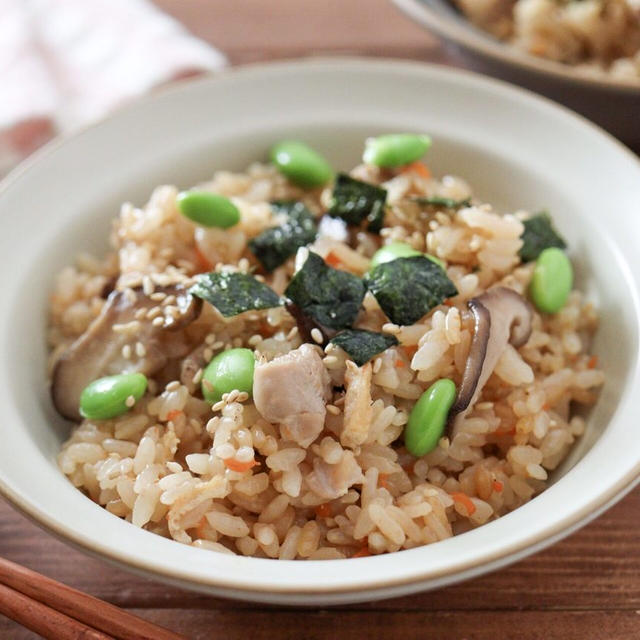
[
  {"x1": 270, "y1": 140, "x2": 333, "y2": 188},
  {"x1": 177, "y1": 191, "x2": 240, "y2": 228},
  {"x1": 405, "y1": 378, "x2": 456, "y2": 457},
  {"x1": 529, "y1": 247, "x2": 573, "y2": 314},
  {"x1": 363, "y1": 133, "x2": 432, "y2": 168},
  {"x1": 79, "y1": 373, "x2": 148, "y2": 420},
  {"x1": 370, "y1": 242, "x2": 445, "y2": 271},
  {"x1": 202, "y1": 348, "x2": 255, "y2": 403}
]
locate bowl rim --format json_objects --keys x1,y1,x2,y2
[
  {"x1": 393, "y1": 0, "x2": 640, "y2": 94},
  {"x1": 1, "y1": 57, "x2": 640, "y2": 600}
]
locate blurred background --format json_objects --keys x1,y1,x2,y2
[
  {"x1": 2, "y1": 0, "x2": 458, "y2": 175},
  {"x1": 5, "y1": 0, "x2": 637, "y2": 177}
]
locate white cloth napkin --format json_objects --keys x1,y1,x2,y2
[{"x1": 0, "y1": 0, "x2": 227, "y2": 174}]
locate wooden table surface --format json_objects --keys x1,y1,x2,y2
[{"x1": 2, "y1": 1, "x2": 639, "y2": 638}]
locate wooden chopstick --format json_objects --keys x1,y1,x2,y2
[
  {"x1": 0, "y1": 556, "x2": 186, "y2": 640},
  {"x1": 0, "y1": 582, "x2": 112, "y2": 640}
]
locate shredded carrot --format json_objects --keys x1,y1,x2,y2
[
  {"x1": 224, "y1": 458, "x2": 258, "y2": 473},
  {"x1": 403, "y1": 345, "x2": 418, "y2": 358},
  {"x1": 378, "y1": 473, "x2": 389, "y2": 490},
  {"x1": 395, "y1": 359, "x2": 405, "y2": 368},
  {"x1": 352, "y1": 546, "x2": 371, "y2": 558},
  {"x1": 492, "y1": 480, "x2": 504, "y2": 493},
  {"x1": 315, "y1": 503, "x2": 332, "y2": 518},
  {"x1": 443, "y1": 299, "x2": 454, "y2": 306},
  {"x1": 259, "y1": 320, "x2": 276, "y2": 337},
  {"x1": 402, "y1": 460, "x2": 416, "y2": 476},
  {"x1": 588, "y1": 355, "x2": 598, "y2": 369},
  {"x1": 451, "y1": 492, "x2": 477, "y2": 516},
  {"x1": 401, "y1": 161, "x2": 431, "y2": 179},
  {"x1": 493, "y1": 426, "x2": 516, "y2": 437},
  {"x1": 196, "y1": 516, "x2": 207, "y2": 539},
  {"x1": 194, "y1": 247, "x2": 213, "y2": 272},
  {"x1": 325, "y1": 251, "x2": 342, "y2": 268},
  {"x1": 166, "y1": 409, "x2": 183, "y2": 422},
  {"x1": 542, "y1": 403, "x2": 550, "y2": 411}
]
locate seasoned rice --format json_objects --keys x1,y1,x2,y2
[{"x1": 51, "y1": 156, "x2": 603, "y2": 559}]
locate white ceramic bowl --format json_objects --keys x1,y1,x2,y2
[
  {"x1": 393, "y1": 0, "x2": 640, "y2": 147},
  {"x1": 1, "y1": 59, "x2": 640, "y2": 606}
]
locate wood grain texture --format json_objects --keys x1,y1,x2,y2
[{"x1": 1, "y1": 0, "x2": 638, "y2": 637}]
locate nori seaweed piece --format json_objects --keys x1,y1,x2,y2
[
  {"x1": 365, "y1": 256, "x2": 458, "y2": 326},
  {"x1": 284, "y1": 252, "x2": 366, "y2": 330},
  {"x1": 518, "y1": 211, "x2": 567, "y2": 262},
  {"x1": 327, "y1": 173, "x2": 387, "y2": 232},
  {"x1": 190, "y1": 271, "x2": 282, "y2": 317},
  {"x1": 249, "y1": 201, "x2": 318, "y2": 272},
  {"x1": 330, "y1": 329, "x2": 399, "y2": 366}
]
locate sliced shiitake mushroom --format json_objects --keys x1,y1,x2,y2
[
  {"x1": 448, "y1": 287, "x2": 533, "y2": 435},
  {"x1": 51, "y1": 284, "x2": 202, "y2": 421}
]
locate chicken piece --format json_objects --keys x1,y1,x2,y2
[
  {"x1": 340, "y1": 361, "x2": 373, "y2": 449},
  {"x1": 306, "y1": 450, "x2": 364, "y2": 500},
  {"x1": 253, "y1": 344, "x2": 331, "y2": 447}
]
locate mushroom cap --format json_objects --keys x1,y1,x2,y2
[
  {"x1": 448, "y1": 287, "x2": 533, "y2": 433},
  {"x1": 51, "y1": 284, "x2": 202, "y2": 421}
]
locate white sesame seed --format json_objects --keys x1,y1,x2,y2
[
  {"x1": 211, "y1": 400, "x2": 225, "y2": 412},
  {"x1": 142, "y1": 276, "x2": 154, "y2": 295},
  {"x1": 326, "y1": 404, "x2": 341, "y2": 415},
  {"x1": 286, "y1": 326, "x2": 299, "y2": 340},
  {"x1": 135, "y1": 342, "x2": 146, "y2": 358},
  {"x1": 125, "y1": 395, "x2": 136, "y2": 408},
  {"x1": 226, "y1": 389, "x2": 239, "y2": 403},
  {"x1": 134, "y1": 308, "x2": 147, "y2": 320},
  {"x1": 163, "y1": 295, "x2": 176, "y2": 305},
  {"x1": 205, "y1": 334, "x2": 216, "y2": 345},
  {"x1": 311, "y1": 328, "x2": 323, "y2": 344},
  {"x1": 123, "y1": 288, "x2": 137, "y2": 304},
  {"x1": 247, "y1": 335, "x2": 262, "y2": 347},
  {"x1": 211, "y1": 341, "x2": 224, "y2": 350},
  {"x1": 146, "y1": 306, "x2": 162, "y2": 319},
  {"x1": 372, "y1": 358, "x2": 382, "y2": 374},
  {"x1": 192, "y1": 368, "x2": 203, "y2": 384},
  {"x1": 113, "y1": 321, "x2": 141, "y2": 333},
  {"x1": 203, "y1": 348, "x2": 214, "y2": 362},
  {"x1": 323, "y1": 356, "x2": 338, "y2": 366},
  {"x1": 152, "y1": 316, "x2": 165, "y2": 327},
  {"x1": 150, "y1": 292, "x2": 167, "y2": 301},
  {"x1": 203, "y1": 379, "x2": 215, "y2": 392},
  {"x1": 121, "y1": 344, "x2": 132, "y2": 359},
  {"x1": 236, "y1": 391, "x2": 249, "y2": 403},
  {"x1": 382, "y1": 323, "x2": 401, "y2": 334},
  {"x1": 166, "y1": 381, "x2": 181, "y2": 392}
]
